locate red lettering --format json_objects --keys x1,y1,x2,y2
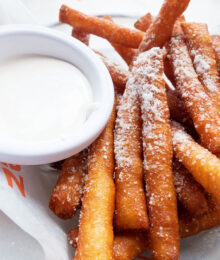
[{"x1": 3, "y1": 167, "x2": 26, "y2": 197}]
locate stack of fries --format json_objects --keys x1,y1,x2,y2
[{"x1": 49, "y1": 0, "x2": 220, "y2": 259}]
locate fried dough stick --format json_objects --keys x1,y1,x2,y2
[
  {"x1": 166, "y1": 89, "x2": 193, "y2": 129},
  {"x1": 212, "y1": 35, "x2": 220, "y2": 76},
  {"x1": 171, "y1": 122, "x2": 220, "y2": 204},
  {"x1": 60, "y1": 5, "x2": 144, "y2": 48},
  {"x1": 70, "y1": 201, "x2": 219, "y2": 260},
  {"x1": 134, "y1": 13, "x2": 154, "y2": 32},
  {"x1": 182, "y1": 23, "x2": 220, "y2": 112},
  {"x1": 101, "y1": 15, "x2": 137, "y2": 66},
  {"x1": 173, "y1": 158, "x2": 208, "y2": 217},
  {"x1": 138, "y1": 0, "x2": 190, "y2": 52},
  {"x1": 94, "y1": 51, "x2": 128, "y2": 94},
  {"x1": 69, "y1": 228, "x2": 149, "y2": 260},
  {"x1": 168, "y1": 34, "x2": 220, "y2": 154},
  {"x1": 137, "y1": 48, "x2": 179, "y2": 260},
  {"x1": 72, "y1": 27, "x2": 90, "y2": 46},
  {"x1": 49, "y1": 150, "x2": 87, "y2": 219},
  {"x1": 74, "y1": 105, "x2": 116, "y2": 260},
  {"x1": 70, "y1": 24, "x2": 129, "y2": 93},
  {"x1": 179, "y1": 197, "x2": 220, "y2": 237},
  {"x1": 114, "y1": 56, "x2": 149, "y2": 230}
]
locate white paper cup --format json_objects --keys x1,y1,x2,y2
[{"x1": 0, "y1": 24, "x2": 114, "y2": 165}]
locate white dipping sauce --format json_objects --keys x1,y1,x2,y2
[{"x1": 0, "y1": 55, "x2": 93, "y2": 142}]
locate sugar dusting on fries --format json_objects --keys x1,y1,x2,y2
[{"x1": 48, "y1": 0, "x2": 220, "y2": 259}]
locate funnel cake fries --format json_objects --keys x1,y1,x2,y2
[
  {"x1": 136, "y1": 48, "x2": 179, "y2": 260},
  {"x1": 49, "y1": 150, "x2": 87, "y2": 219},
  {"x1": 134, "y1": 13, "x2": 154, "y2": 32},
  {"x1": 173, "y1": 158, "x2": 208, "y2": 217},
  {"x1": 74, "y1": 105, "x2": 116, "y2": 260},
  {"x1": 60, "y1": 5, "x2": 144, "y2": 48},
  {"x1": 138, "y1": 0, "x2": 190, "y2": 52},
  {"x1": 182, "y1": 23, "x2": 220, "y2": 112},
  {"x1": 168, "y1": 35, "x2": 220, "y2": 154},
  {"x1": 114, "y1": 63, "x2": 149, "y2": 230},
  {"x1": 171, "y1": 122, "x2": 220, "y2": 204},
  {"x1": 212, "y1": 35, "x2": 220, "y2": 76}
]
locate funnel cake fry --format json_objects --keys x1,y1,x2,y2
[
  {"x1": 136, "y1": 47, "x2": 179, "y2": 260},
  {"x1": 74, "y1": 104, "x2": 116, "y2": 260},
  {"x1": 49, "y1": 150, "x2": 87, "y2": 219},
  {"x1": 114, "y1": 62, "x2": 149, "y2": 231},
  {"x1": 138, "y1": 0, "x2": 190, "y2": 52},
  {"x1": 102, "y1": 15, "x2": 137, "y2": 66},
  {"x1": 168, "y1": 35, "x2": 220, "y2": 154},
  {"x1": 171, "y1": 122, "x2": 220, "y2": 204},
  {"x1": 179, "y1": 197, "x2": 220, "y2": 238},
  {"x1": 173, "y1": 158, "x2": 208, "y2": 217},
  {"x1": 71, "y1": 27, "x2": 90, "y2": 46},
  {"x1": 69, "y1": 227, "x2": 149, "y2": 260},
  {"x1": 60, "y1": 5, "x2": 144, "y2": 48},
  {"x1": 134, "y1": 13, "x2": 154, "y2": 32},
  {"x1": 95, "y1": 51, "x2": 128, "y2": 94},
  {"x1": 182, "y1": 23, "x2": 220, "y2": 112}
]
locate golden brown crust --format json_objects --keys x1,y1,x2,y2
[
  {"x1": 179, "y1": 197, "x2": 220, "y2": 237},
  {"x1": 68, "y1": 228, "x2": 149, "y2": 260},
  {"x1": 113, "y1": 231, "x2": 149, "y2": 260},
  {"x1": 138, "y1": 0, "x2": 190, "y2": 52},
  {"x1": 94, "y1": 50, "x2": 128, "y2": 94},
  {"x1": 134, "y1": 13, "x2": 154, "y2": 32},
  {"x1": 173, "y1": 158, "x2": 208, "y2": 217},
  {"x1": 60, "y1": 5, "x2": 144, "y2": 48},
  {"x1": 171, "y1": 122, "x2": 220, "y2": 204},
  {"x1": 114, "y1": 62, "x2": 149, "y2": 230},
  {"x1": 71, "y1": 27, "x2": 90, "y2": 46},
  {"x1": 74, "y1": 104, "x2": 116, "y2": 260},
  {"x1": 168, "y1": 35, "x2": 220, "y2": 153},
  {"x1": 136, "y1": 48, "x2": 179, "y2": 260},
  {"x1": 49, "y1": 151, "x2": 87, "y2": 219},
  {"x1": 182, "y1": 23, "x2": 220, "y2": 112}
]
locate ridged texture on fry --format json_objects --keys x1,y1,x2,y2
[
  {"x1": 114, "y1": 58, "x2": 149, "y2": 230},
  {"x1": 49, "y1": 151, "x2": 87, "y2": 219},
  {"x1": 72, "y1": 27, "x2": 90, "y2": 45},
  {"x1": 95, "y1": 50, "x2": 128, "y2": 94},
  {"x1": 136, "y1": 48, "x2": 179, "y2": 260},
  {"x1": 138, "y1": 0, "x2": 190, "y2": 52},
  {"x1": 171, "y1": 122, "x2": 220, "y2": 204},
  {"x1": 173, "y1": 158, "x2": 208, "y2": 217},
  {"x1": 134, "y1": 13, "x2": 154, "y2": 32},
  {"x1": 168, "y1": 35, "x2": 220, "y2": 153},
  {"x1": 182, "y1": 23, "x2": 220, "y2": 112},
  {"x1": 212, "y1": 35, "x2": 220, "y2": 76},
  {"x1": 179, "y1": 197, "x2": 220, "y2": 237},
  {"x1": 60, "y1": 5, "x2": 144, "y2": 48},
  {"x1": 74, "y1": 105, "x2": 116, "y2": 260}
]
